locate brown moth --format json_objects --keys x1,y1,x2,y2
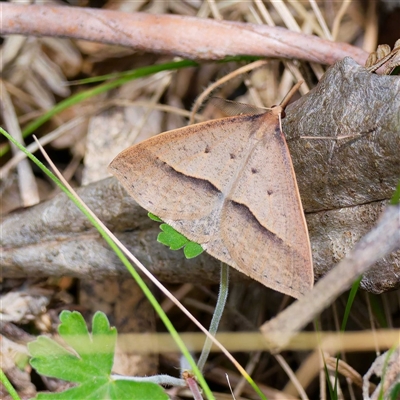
[{"x1": 109, "y1": 85, "x2": 313, "y2": 298}]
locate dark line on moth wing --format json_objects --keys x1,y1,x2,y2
[
  {"x1": 229, "y1": 200, "x2": 284, "y2": 245},
  {"x1": 155, "y1": 156, "x2": 222, "y2": 194}
]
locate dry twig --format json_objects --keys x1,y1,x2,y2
[{"x1": 0, "y1": 3, "x2": 368, "y2": 66}]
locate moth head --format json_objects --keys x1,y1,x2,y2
[{"x1": 271, "y1": 105, "x2": 286, "y2": 118}]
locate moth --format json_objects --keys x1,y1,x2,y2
[{"x1": 109, "y1": 84, "x2": 313, "y2": 298}]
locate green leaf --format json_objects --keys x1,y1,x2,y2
[
  {"x1": 183, "y1": 241, "x2": 204, "y2": 258},
  {"x1": 149, "y1": 213, "x2": 204, "y2": 258},
  {"x1": 34, "y1": 379, "x2": 168, "y2": 400},
  {"x1": 391, "y1": 65, "x2": 400, "y2": 76},
  {"x1": 148, "y1": 212, "x2": 163, "y2": 222},
  {"x1": 390, "y1": 181, "x2": 400, "y2": 205},
  {"x1": 28, "y1": 311, "x2": 168, "y2": 400},
  {"x1": 341, "y1": 276, "x2": 362, "y2": 332},
  {"x1": 390, "y1": 382, "x2": 400, "y2": 400},
  {"x1": 157, "y1": 224, "x2": 204, "y2": 258},
  {"x1": 158, "y1": 224, "x2": 189, "y2": 250}
]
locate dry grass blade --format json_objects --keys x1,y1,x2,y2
[
  {"x1": 0, "y1": 116, "x2": 87, "y2": 179},
  {"x1": 274, "y1": 354, "x2": 308, "y2": 400},
  {"x1": 31, "y1": 138, "x2": 257, "y2": 392},
  {"x1": 261, "y1": 204, "x2": 400, "y2": 349},
  {"x1": 282, "y1": 350, "x2": 321, "y2": 396},
  {"x1": 189, "y1": 60, "x2": 268, "y2": 124},
  {"x1": 0, "y1": 81, "x2": 39, "y2": 207},
  {"x1": 331, "y1": 1, "x2": 353, "y2": 41},
  {"x1": 363, "y1": 347, "x2": 400, "y2": 399},
  {"x1": 253, "y1": 0, "x2": 275, "y2": 26},
  {"x1": 325, "y1": 355, "x2": 364, "y2": 389},
  {"x1": 308, "y1": 0, "x2": 332, "y2": 40},
  {"x1": 363, "y1": 0, "x2": 378, "y2": 52}
]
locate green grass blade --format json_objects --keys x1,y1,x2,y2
[
  {"x1": 0, "y1": 369, "x2": 21, "y2": 400},
  {"x1": 389, "y1": 181, "x2": 400, "y2": 205},
  {"x1": 329, "y1": 276, "x2": 363, "y2": 398},
  {"x1": 1, "y1": 56, "x2": 263, "y2": 158},
  {"x1": 341, "y1": 276, "x2": 362, "y2": 332},
  {"x1": 0, "y1": 127, "x2": 214, "y2": 400},
  {"x1": 21, "y1": 60, "x2": 198, "y2": 139},
  {"x1": 0, "y1": 60, "x2": 198, "y2": 158}
]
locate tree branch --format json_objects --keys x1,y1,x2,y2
[{"x1": 0, "y1": 3, "x2": 368, "y2": 66}]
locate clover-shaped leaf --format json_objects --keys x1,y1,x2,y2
[
  {"x1": 148, "y1": 213, "x2": 204, "y2": 259},
  {"x1": 148, "y1": 212, "x2": 163, "y2": 222},
  {"x1": 28, "y1": 311, "x2": 168, "y2": 400}
]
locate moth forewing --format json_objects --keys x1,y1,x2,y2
[{"x1": 109, "y1": 99, "x2": 313, "y2": 298}]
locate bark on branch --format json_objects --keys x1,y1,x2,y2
[{"x1": 0, "y1": 3, "x2": 368, "y2": 66}]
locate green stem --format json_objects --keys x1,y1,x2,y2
[
  {"x1": 389, "y1": 181, "x2": 400, "y2": 205},
  {"x1": 0, "y1": 127, "x2": 214, "y2": 400},
  {"x1": 0, "y1": 369, "x2": 21, "y2": 400},
  {"x1": 333, "y1": 276, "x2": 362, "y2": 397},
  {"x1": 197, "y1": 263, "x2": 229, "y2": 372}
]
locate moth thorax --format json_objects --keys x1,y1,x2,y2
[{"x1": 271, "y1": 105, "x2": 285, "y2": 118}]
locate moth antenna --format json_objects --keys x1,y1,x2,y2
[
  {"x1": 279, "y1": 80, "x2": 304, "y2": 110},
  {"x1": 278, "y1": 112, "x2": 283, "y2": 133}
]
